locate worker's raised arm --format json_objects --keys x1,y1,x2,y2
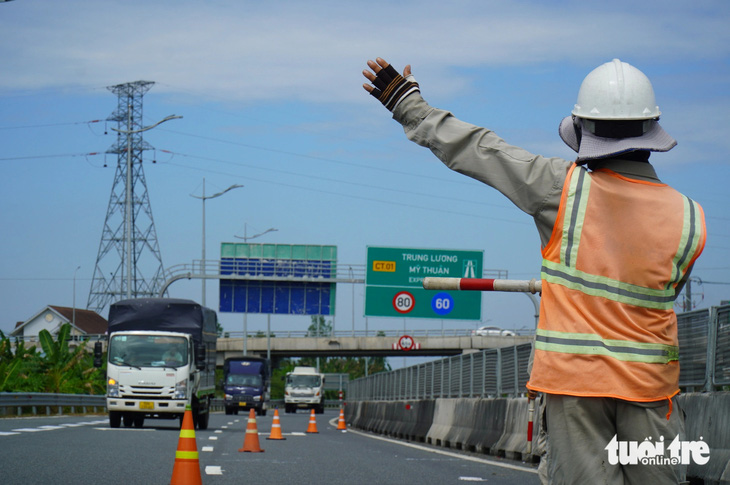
[{"x1": 361, "y1": 56, "x2": 569, "y2": 246}]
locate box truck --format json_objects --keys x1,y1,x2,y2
[
  {"x1": 223, "y1": 356, "x2": 270, "y2": 416},
  {"x1": 284, "y1": 366, "x2": 325, "y2": 414},
  {"x1": 95, "y1": 298, "x2": 217, "y2": 429}
]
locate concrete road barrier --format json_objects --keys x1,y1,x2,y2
[
  {"x1": 347, "y1": 392, "x2": 728, "y2": 483},
  {"x1": 466, "y1": 398, "x2": 509, "y2": 454}
]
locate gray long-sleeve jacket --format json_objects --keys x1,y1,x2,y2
[
  {"x1": 392, "y1": 93, "x2": 665, "y2": 248},
  {"x1": 390, "y1": 92, "x2": 687, "y2": 295}
]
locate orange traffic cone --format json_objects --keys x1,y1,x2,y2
[
  {"x1": 266, "y1": 409, "x2": 286, "y2": 440},
  {"x1": 337, "y1": 407, "x2": 347, "y2": 431},
  {"x1": 239, "y1": 408, "x2": 265, "y2": 452},
  {"x1": 170, "y1": 405, "x2": 202, "y2": 485},
  {"x1": 306, "y1": 409, "x2": 319, "y2": 434}
]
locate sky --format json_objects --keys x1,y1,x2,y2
[{"x1": 1, "y1": 0, "x2": 729, "y2": 360}]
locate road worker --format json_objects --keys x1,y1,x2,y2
[{"x1": 362, "y1": 57, "x2": 706, "y2": 484}]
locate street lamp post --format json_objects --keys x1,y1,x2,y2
[
  {"x1": 349, "y1": 266, "x2": 355, "y2": 337},
  {"x1": 190, "y1": 179, "x2": 243, "y2": 306},
  {"x1": 233, "y1": 223, "x2": 277, "y2": 356},
  {"x1": 111, "y1": 112, "x2": 182, "y2": 299},
  {"x1": 73, "y1": 266, "x2": 81, "y2": 326}
]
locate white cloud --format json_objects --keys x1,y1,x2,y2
[{"x1": 1, "y1": 0, "x2": 728, "y2": 103}]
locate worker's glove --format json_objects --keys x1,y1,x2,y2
[{"x1": 368, "y1": 65, "x2": 420, "y2": 112}]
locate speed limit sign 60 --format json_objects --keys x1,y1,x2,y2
[{"x1": 392, "y1": 291, "x2": 415, "y2": 314}]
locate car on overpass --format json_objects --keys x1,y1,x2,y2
[{"x1": 471, "y1": 326, "x2": 516, "y2": 337}]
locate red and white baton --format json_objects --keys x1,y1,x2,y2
[
  {"x1": 526, "y1": 390, "x2": 538, "y2": 455},
  {"x1": 424, "y1": 276, "x2": 542, "y2": 456},
  {"x1": 422, "y1": 277, "x2": 541, "y2": 294}
]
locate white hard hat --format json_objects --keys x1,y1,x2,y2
[{"x1": 572, "y1": 59, "x2": 661, "y2": 120}]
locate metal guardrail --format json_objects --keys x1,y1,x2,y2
[
  {"x1": 159, "y1": 260, "x2": 367, "y2": 296},
  {"x1": 222, "y1": 328, "x2": 535, "y2": 338},
  {"x1": 678, "y1": 304, "x2": 730, "y2": 390},
  {"x1": 9, "y1": 328, "x2": 536, "y2": 344},
  {"x1": 348, "y1": 343, "x2": 533, "y2": 401},
  {"x1": 348, "y1": 304, "x2": 730, "y2": 401},
  {"x1": 0, "y1": 392, "x2": 107, "y2": 416},
  {"x1": 713, "y1": 305, "x2": 730, "y2": 387},
  {"x1": 2, "y1": 394, "x2": 345, "y2": 418},
  {"x1": 213, "y1": 398, "x2": 345, "y2": 410},
  {"x1": 8, "y1": 334, "x2": 108, "y2": 344},
  {"x1": 163, "y1": 260, "x2": 367, "y2": 284}
]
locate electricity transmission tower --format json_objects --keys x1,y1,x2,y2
[{"x1": 87, "y1": 80, "x2": 172, "y2": 314}]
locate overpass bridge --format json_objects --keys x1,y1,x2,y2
[
  {"x1": 11, "y1": 330, "x2": 534, "y2": 365},
  {"x1": 214, "y1": 330, "x2": 534, "y2": 364},
  {"x1": 158, "y1": 258, "x2": 539, "y2": 365}
]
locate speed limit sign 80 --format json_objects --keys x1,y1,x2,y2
[{"x1": 392, "y1": 291, "x2": 415, "y2": 314}]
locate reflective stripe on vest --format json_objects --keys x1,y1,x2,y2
[
  {"x1": 560, "y1": 164, "x2": 591, "y2": 269},
  {"x1": 672, "y1": 196, "x2": 703, "y2": 285},
  {"x1": 535, "y1": 328, "x2": 679, "y2": 364},
  {"x1": 541, "y1": 260, "x2": 676, "y2": 310},
  {"x1": 542, "y1": 166, "x2": 704, "y2": 311}
]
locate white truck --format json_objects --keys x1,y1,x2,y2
[
  {"x1": 284, "y1": 366, "x2": 326, "y2": 414},
  {"x1": 95, "y1": 298, "x2": 217, "y2": 429}
]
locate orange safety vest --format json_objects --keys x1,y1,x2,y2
[{"x1": 527, "y1": 164, "x2": 706, "y2": 402}]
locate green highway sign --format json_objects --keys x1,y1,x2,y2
[{"x1": 365, "y1": 246, "x2": 483, "y2": 320}]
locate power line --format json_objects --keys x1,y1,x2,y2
[
  {"x1": 161, "y1": 149, "x2": 512, "y2": 212},
  {"x1": 0, "y1": 277, "x2": 91, "y2": 281},
  {"x1": 0, "y1": 120, "x2": 103, "y2": 130},
  {"x1": 157, "y1": 127, "x2": 479, "y2": 188},
  {"x1": 0, "y1": 152, "x2": 102, "y2": 161},
  {"x1": 162, "y1": 158, "x2": 531, "y2": 226}
]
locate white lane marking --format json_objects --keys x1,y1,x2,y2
[
  {"x1": 459, "y1": 477, "x2": 488, "y2": 482},
  {"x1": 2, "y1": 419, "x2": 114, "y2": 436},
  {"x1": 201, "y1": 446, "x2": 214, "y2": 452},
  {"x1": 347, "y1": 428, "x2": 538, "y2": 475},
  {"x1": 214, "y1": 430, "x2": 223, "y2": 434},
  {"x1": 2, "y1": 419, "x2": 141, "y2": 437},
  {"x1": 205, "y1": 466, "x2": 223, "y2": 475},
  {"x1": 208, "y1": 436, "x2": 218, "y2": 440},
  {"x1": 289, "y1": 432, "x2": 306, "y2": 436}
]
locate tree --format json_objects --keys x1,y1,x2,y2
[
  {"x1": 0, "y1": 325, "x2": 105, "y2": 395},
  {"x1": 0, "y1": 331, "x2": 42, "y2": 392},
  {"x1": 307, "y1": 315, "x2": 332, "y2": 337},
  {"x1": 269, "y1": 358, "x2": 296, "y2": 400},
  {"x1": 37, "y1": 324, "x2": 105, "y2": 394}
]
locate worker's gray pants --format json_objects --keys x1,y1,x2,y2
[{"x1": 542, "y1": 394, "x2": 687, "y2": 485}]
